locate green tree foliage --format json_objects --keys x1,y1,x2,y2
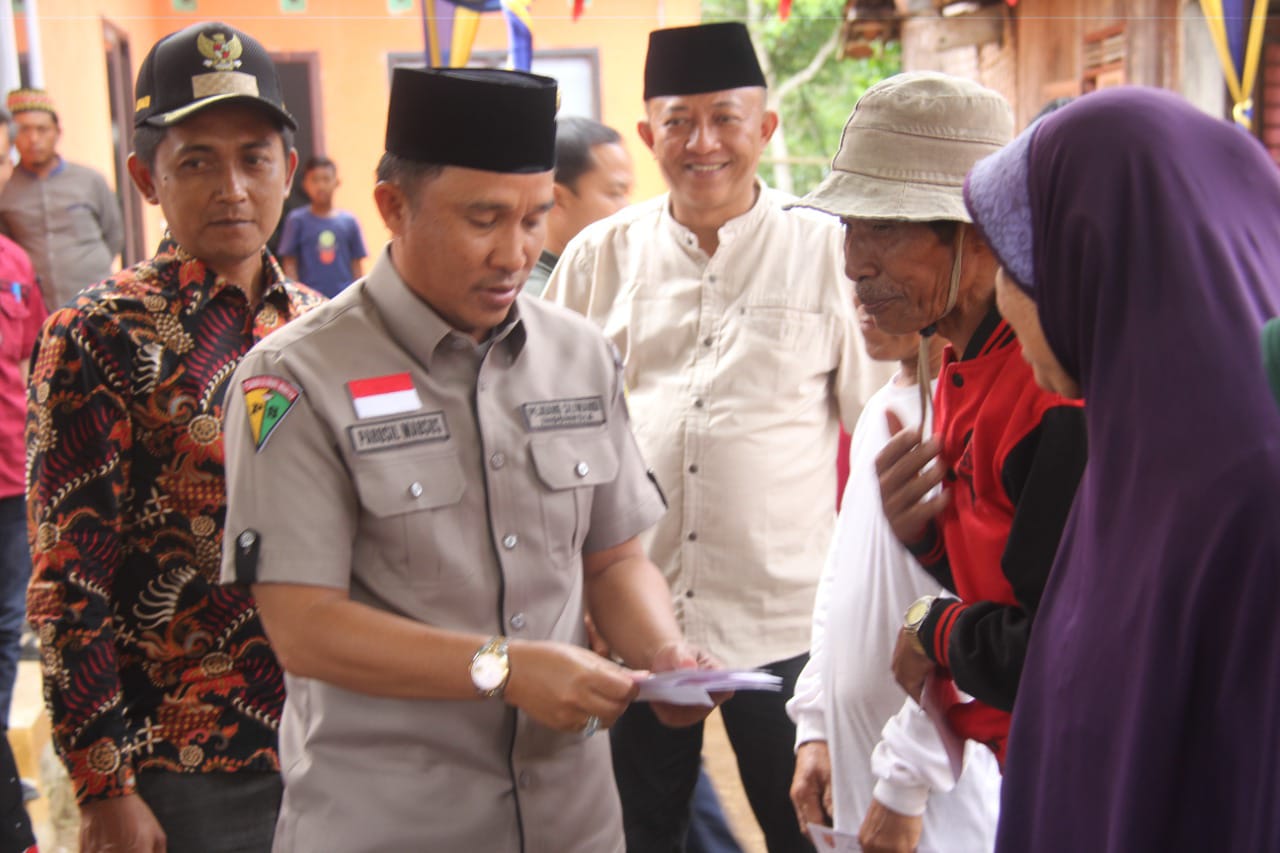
[{"x1": 703, "y1": 0, "x2": 901, "y2": 194}]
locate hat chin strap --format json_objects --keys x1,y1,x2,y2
[{"x1": 916, "y1": 224, "x2": 966, "y2": 434}]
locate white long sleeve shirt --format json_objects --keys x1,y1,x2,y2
[{"x1": 786, "y1": 377, "x2": 1000, "y2": 850}]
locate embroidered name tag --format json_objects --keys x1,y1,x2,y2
[
  {"x1": 348, "y1": 412, "x2": 449, "y2": 453},
  {"x1": 522, "y1": 396, "x2": 607, "y2": 430}
]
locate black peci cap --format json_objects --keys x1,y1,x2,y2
[
  {"x1": 643, "y1": 22, "x2": 766, "y2": 100},
  {"x1": 134, "y1": 22, "x2": 296, "y2": 130},
  {"x1": 385, "y1": 68, "x2": 557, "y2": 173}
]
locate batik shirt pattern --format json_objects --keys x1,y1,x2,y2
[{"x1": 25, "y1": 236, "x2": 324, "y2": 803}]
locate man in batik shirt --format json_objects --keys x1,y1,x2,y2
[{"x1": 24, "y1": 22, "x2": 322, "y2": 853}]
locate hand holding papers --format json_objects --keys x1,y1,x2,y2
[
  {"x1": 634, "y1": 668, "x2": 783, "y2": 707},
  {"x1": 807, "y1": 823, "x2": 861, "y2": 852}
]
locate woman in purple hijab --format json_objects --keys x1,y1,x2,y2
[{"x1": 964, "y1": 87, "x2": 1280, "y2": 851}]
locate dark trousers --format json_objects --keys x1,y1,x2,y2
[
  {"x1": 136, "y1": 770, "x2": 282, "y2": 853},
  {"x1": 0, "y1": 737, "x2": 33, "y2": 853},
  {"x1": 0, "y1": 496, "x2": 31, "y2": 727},
  {"x1": 686, "y1": 766, "x2": 744, "y2": 853},
  {"x1": 611, "y1": 652, "x2": 814, "y2": 853}
]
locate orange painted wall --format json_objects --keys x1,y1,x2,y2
[{"x1": 13, "y1": 0, "x2": 700, "y2": 254}]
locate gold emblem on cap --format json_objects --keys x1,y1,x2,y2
[{"x1": 197, "y1": 32, "x2": 243, "y2": 72}]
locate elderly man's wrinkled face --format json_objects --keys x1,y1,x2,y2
[
  {"x1": 842, "y1": 218, "x2": 955, "y2": 335},
  {"x1": 855, "y1": 296, "x2": 919, "y2": 363},
  {"x1": 994, "y1": 268, "x2": 1082, "y2": 399}
]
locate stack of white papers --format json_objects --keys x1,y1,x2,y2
[{"x1": 634, "y1": 668, "x2": 783, "y2": 707}]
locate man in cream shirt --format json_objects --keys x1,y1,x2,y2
[{"x1": 545, "y1": 22, "x2": 885, "y2": 853}]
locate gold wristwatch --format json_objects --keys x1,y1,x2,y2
[
  {"x1": 469, "y1": 636, "x2": 510, "y2": 698},
  {"x1": 903, "y1": 595, "x2": 936, "y2": 655}
]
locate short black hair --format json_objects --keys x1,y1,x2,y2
[
  {"x1": 375, "y1": 151, "x2": 444, "y2": 207},
  {"x1": 554, "y1": 116, "x2": 622, "y2": 190},
  {"x1": 130, "y1": 114, "x2": 296, "y2": 170},
  {"x1": 302, "y1": 155, "x2": 337, "y2": 178}
]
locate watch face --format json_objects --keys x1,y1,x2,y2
[
  {"x1": 906, "y1": 598, "x2": 932, "y2": 627},
  {"x1": 472, "y1": 653, "x2": 508, "y2": 691}
]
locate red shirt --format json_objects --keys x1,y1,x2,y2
[{"x1": 0, "y1": 235, "x2": 44, "y2": 498}]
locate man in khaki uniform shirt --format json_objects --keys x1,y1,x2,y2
[{"x1": 220, "y1": 68, "x2": 714, "y2": 853}]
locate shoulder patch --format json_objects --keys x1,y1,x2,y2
[{"x1": 242, "y1": 375, "x2": 301, "y2": 451}]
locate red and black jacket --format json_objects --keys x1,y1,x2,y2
[{"x1": 909, "y1": 308, "x2": 1086, "y2": 761}]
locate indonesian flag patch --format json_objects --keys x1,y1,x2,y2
[
  {"x1": 347, "y1": 372, "x2": 422, "y2": 419},
  {"x1": 241, "y1": 375, "x2": 301, "y2": 451}
]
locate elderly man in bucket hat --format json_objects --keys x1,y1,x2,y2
[{"x1": 785, "y1": 72, "x2": 1088, "y2": 852}]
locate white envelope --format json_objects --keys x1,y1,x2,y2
[{"x1": 633, "y1": 668, "x2": 783, "y2": 706}]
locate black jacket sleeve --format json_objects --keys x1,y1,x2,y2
[{"x1": 918, "y1": 404, "x2": 1087, "y2": 711}]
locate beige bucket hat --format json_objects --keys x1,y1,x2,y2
[{"x1": 789, "y1": 71, "x2": 1014, "y2": 223}]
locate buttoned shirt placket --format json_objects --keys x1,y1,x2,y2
[{"x1": 675, "y1": 221, "x2": 734, "y2": 629}]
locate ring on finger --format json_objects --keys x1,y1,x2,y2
[{"x1": 581, "y1": 714, "x2": 601, "y2": 738}]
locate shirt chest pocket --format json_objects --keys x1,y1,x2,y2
[
  {"x1": 350, "y1": 449, "x2": 465, "y2": 588},
  {"x1": 528, "y1": 431, "x2": 619, "y2": 564},
  {"x1": 0, "y1": 292, "x2": 28, "y2": 362},
  {"x1": 733, "y1": 305, "x2": 834, "y2": 390}
]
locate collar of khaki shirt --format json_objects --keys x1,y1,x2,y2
[{"x1": 365, "y1": 246, "x2": 527, "y2": 371}]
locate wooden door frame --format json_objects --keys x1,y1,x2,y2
[
  {"x1": 271, "y1": 51, "x2": 325, "y2": 155},
  {"x1": 102, "y1": 19, "x2": 146, "y2": 266}
]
